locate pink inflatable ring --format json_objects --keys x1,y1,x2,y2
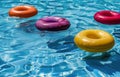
[
  {"x1": 94, "y1": 10, "x2": 120, "y2": 24},
  {"x1": 35, "y1": 16, "x2": 70, "y2": 31}
]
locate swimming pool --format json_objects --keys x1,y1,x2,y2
[{"x1": 1, "y1": 0, "x2": 120, "y2": 77}]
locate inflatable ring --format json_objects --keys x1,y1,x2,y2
[
  {"x1": 9, "y1": 5, "x2": 38, "y2": 18},
  {"x1": 94, "y1": 10, "x2": 120, "y2": 24},
  {"x1": 74, "y1": 29, "x2": 115, "y2": 52},
  {"x1": 35, "y1": 16, "x2": 70, "y2": 31}
]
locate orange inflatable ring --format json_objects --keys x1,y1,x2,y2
[{"x1": 9, "y1": 5, "x2": 38, "y2": 18}]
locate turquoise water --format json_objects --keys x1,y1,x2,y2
[{"x1": 1, "y1": 0, "x2": 120, "y2": 77}]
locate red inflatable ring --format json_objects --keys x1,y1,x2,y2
[
  {"x1": 9, "y1": 5, "x2": 38, "y2": 18},
  {"x1": 94, "y1": 10, "x2": 120, "y2": 24}
]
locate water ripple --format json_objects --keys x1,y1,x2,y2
[{"x1": 1, "y1": 0, "x2": 120, "y2": 77}]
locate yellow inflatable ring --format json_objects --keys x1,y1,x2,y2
[{"x1": 74, "y1": 29, "x2": 115, "y2": 52}]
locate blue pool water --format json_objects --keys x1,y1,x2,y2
[{"x1": 1, "y1": 0, "x2": 120, "y2": 77}]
